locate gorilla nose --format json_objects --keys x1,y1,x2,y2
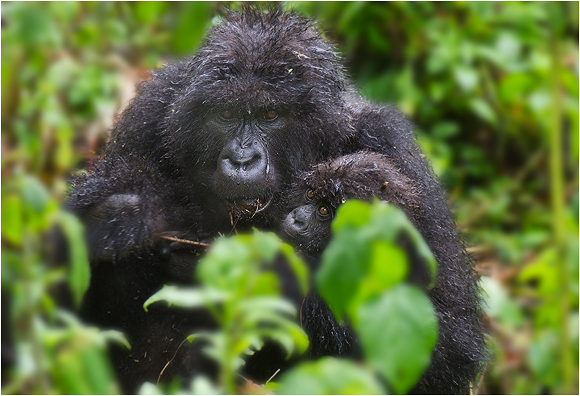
[
  {"x1": 221, "y1": 150, "x2": 264, "y2": 177},
  {"x1": 287, "y1": 207, "x2": 310, "y2": 232},
  {"x1": 218, "y1": 140, "x2": 268, "y2": 184},
  {"x1": 225, "y1": 152, "x2": 261, "y2": 171}
]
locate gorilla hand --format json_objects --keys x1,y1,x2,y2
[
  {"x1": 158, "y1": 236, "x2": 208, "y2": 283},
  {"x1": 85, "y1": 193, "x2": 160, "y2": 263}
]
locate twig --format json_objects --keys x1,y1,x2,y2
[
  {"x1": 250, "y1": 199, "x2": 262, "y2": 219},
  {"x1": 159, "y1": 235, "x2": 209, "y2": 247},
  {"x1": 229, "y1": 211, "x2": 238, "y2": 235},
  {"x1": 157, "y1": 338, "x2": 190, "y2": 385},
  {"x1": 265, "y1": 368, "x2": 281, "y2": 385}
]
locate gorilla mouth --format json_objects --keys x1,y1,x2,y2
[{"x1": 232, "y1": 196, "x2": 273, "y2": 217}]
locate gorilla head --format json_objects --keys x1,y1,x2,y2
[
  {"x1": 282, "y1": 151, "x2": 422, "y2": 255},
  {"x1": 161, "y1": 9, "x2": 354, "y2": 225}
]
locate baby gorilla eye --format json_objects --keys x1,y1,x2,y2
[
  {"x1": 261, "y1": 110, "x2": 278, "y2": 120},
  {"x1": 305, "y1": 189, "x2": 315, "y2": 201},
  {"x1": 319, "y1": 206, "x2": 329, "y2": 216},
  {"x1": 220, "y1": 110, "x2": 233, "y2": 119}
]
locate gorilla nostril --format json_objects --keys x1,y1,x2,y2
[{"x1": 237, "y1": 154, "x2": 259, "y2": 171}]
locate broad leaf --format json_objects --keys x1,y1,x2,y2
[
  {"x1": 277, "y1": 357, "x2": 385, "y2": 395},
  {"x1": 355, "y1": 284, "x2": 438, "y2": 394}
]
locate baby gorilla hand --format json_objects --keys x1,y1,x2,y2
[{"x1": 85, "y1": 193, "x2": 159, "y2": 263}]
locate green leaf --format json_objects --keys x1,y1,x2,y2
[
  {"x1": 431, "y1": 122, "x2": 459, "y2": 140},
  {"x1": 331, "y1": 199, "x2": 372, "y2": 232},
  {"x1": 52, "y1": 344, "x2": 119, "y2": 394},
  {"x1": 134, "y1": 2, "x2": 168, "y2": 23},
  {"x1": 348, "y1": 240, "x2": 409, "y2": 310},
  {"x1": 237, "y1": 297, "x2": 297, "y2": 317},
  {"x1": 143, "y1": 286, "x2": 228, "y2": 312},
  {"x1": 241, "y1": 310, "x2": 304, "y2": 342},
  {"x1": 190, "y1": 375, "x2": 220, "y2": 395},
  {"x1": 1, "y1": 194, "x2": 23, "y2": 245},
  {"x1": 172, "y1": 2, "x2": 212, "y2": 54},
  {"x1": 280, "y1": 243, "x2": 309, "y2": 296},
  {"x1": 480, "y1": 276, "x2": 524, "y2": 330},
  {"x1": 138, "y1": 382, "x2": 164, "y2": 395},
  {"x1": 518, "y1": 249, "x2": 558, "y2": 296},
  {"x1": 355, "y1": 284, "x2": 438, "y2": 394},
  {"x1": 20, "y1": 174, "x2": 50, "y2": 214},
  {"x1": 79, "y1": 345, "x2": 119, "y2": 394},
  {"x1": 253, "y1": 329, "x2": 298, "y2": 359},
  {"x1": 100, "y1": 330, "x2": 131, "y2": 351},
  {"x1": 453, "y1": 67, "x2": 478, "y2": 93},
  {"x1": 317, "y1": 227, "x2": 372, "y2": 320},
  {"x1": 468, "y1": 98, "x2": 497, "y2": 126},
  {"x1": 250, "y1": 229, "x2": 282, "y2": 264},
  {"x1": 57, "y1": 211, "x2": 90, "y2": 309},
  {"x1": 527, "y1": 331, "x2": 560, "y2": 387},
  {"x1": 277, "y1": 357, "x2": 385, "y2": 395},
  {"x1": 251, "y1": 272, "x2": 281, "y2": 296},
  {"x1": 187, "y1": 332, "x2": 219, "y2": 345},
  {"x1": 318, "y1": 200, "x2": 438, "y2": 319}
]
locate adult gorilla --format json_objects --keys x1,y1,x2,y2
[{"x1": 67, "y1": 7, "x2": 485, "y2": 394}]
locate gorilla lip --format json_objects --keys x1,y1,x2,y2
[{"x1": 234, "y1": 196, "x2": 272, "y2": 216}]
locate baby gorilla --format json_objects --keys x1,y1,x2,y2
[
  {"x1": 281, "y1": 151, "x2": 433, "y2": 291},
  {"x1": 272, "y1": 150, "x2": 435, "y2": 379},
  {"x1": 283, "y1": 150, "x2": 423, "y2": 254}
]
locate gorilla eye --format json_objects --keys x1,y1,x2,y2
[
  {"x1": 306, "y1": 189, "x2": 315, "y2": 199},
  {"x1": 261, "y1": 110, "x2": 278, "y2": 120},
  {"x1": 220, "y1": 110, "x2": 233, "y2": 119},
  {"x1": 319, "y1": 206, "x2": 329, "y2": 216}
]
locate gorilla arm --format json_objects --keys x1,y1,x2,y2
[
  {"x1": 348, "y1": 105, "x2": 486, "y2": 394},
  {"x1": 65, "y1": 60, "x2": 194, "y2": 263}
]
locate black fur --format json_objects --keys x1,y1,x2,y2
[
  {"x1": 67, "y1": 7, "x2": 486, "y2": 394},
  {"x1": 281, "y1": 150, "x2": 422, "y2": 255},
  {"x1": 279, "y1": 151, "x2": 479, "y2": 393}
]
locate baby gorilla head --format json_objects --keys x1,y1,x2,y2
[
  {"x1": 283, "y1": 186, "x2": 335, "y2": 253},
  {"x1": 282, "y1": 151, "x2": 422, "y2": 255}
]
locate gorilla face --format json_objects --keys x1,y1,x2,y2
[
  {"x1": 209, "y1": 107, "x2": 284, "y2": 214},
  {"x1": 176, "y1": 98, "x2": 304, "y2": 220},
  {"x1": 283, "y1": 187, "x2": 337, "y2": 254},
  {"x1": 159, "y1": 11, "x2": 354, "y2": 224}
]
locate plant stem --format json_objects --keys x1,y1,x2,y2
[
  {"x1": 23, "y1": 232, "x2": 50, "y2": 394},
  {"x1": 221, "y1": 307, "x2": 237, "y2": 395},
  {"x1": 549, "y1": 34, "x2": 572, "y2": 392}
]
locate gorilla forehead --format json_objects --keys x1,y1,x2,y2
[{"x1": 185, "y1": 8, "x2": 346, "y2": 108}]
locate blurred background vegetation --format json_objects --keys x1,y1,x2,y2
[{"x1": 1, "y1": 1, "x2": 578, "y2": 394}]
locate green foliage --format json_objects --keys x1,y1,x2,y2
[
  {"x1": 288, "y1": 4, "x2": 578, "y2": 392},
  {"x1": 320, "y1": 200, "x2": 437, "y2": 321},
  {"x1": 277, "y1": 357, "x2": 385, "y2": 395},
  {"x1": 142, "y1": 203, "x2": 438, "y2": 395},
  {"x1": 143, "y1": 231, "x2": 309, "y2": 394},
  {"x1": 57, "y1": 212, "x2": 90, "y2": 308},
  {"x1": 355, "y1": 284, "x2": 437, "y2": 394},
  {"x1": 316, "y1": 200, "x2": 438, "y2": 394},
  {"x1": 2, "y1": 2, "x2": 578, "y2": 394}
]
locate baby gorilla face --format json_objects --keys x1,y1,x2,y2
[
  {"x1": 282, "y1": 188, "x2": 336, "y2": 254},
  {"x1": 281, "y1": 151, "x2": 423, "y2": 257}
]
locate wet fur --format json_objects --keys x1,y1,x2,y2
[{"x1": 67, "y1": 7, "x2": 486, "y2": 394}]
